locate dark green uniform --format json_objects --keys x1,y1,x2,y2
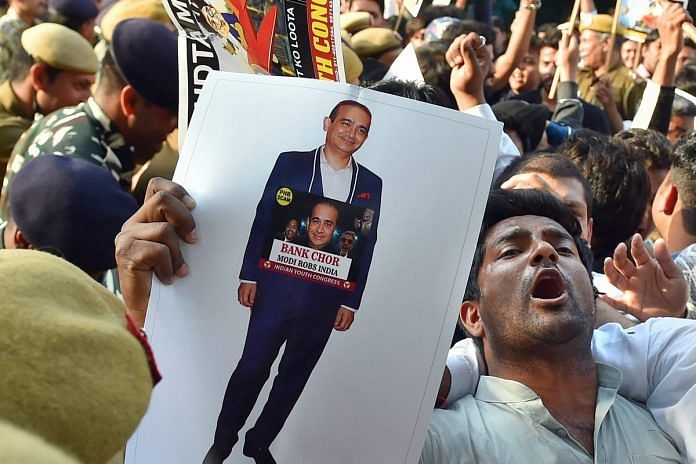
[
  {"x1": 0, "y1": 80, "x2": 33, "y2": 179},
  {"x1": 1, "y1": 97, "x2": 135, "y2": 219},
  {"x1": 578, "y1": 63, "x2": 646, "y2": 121}
]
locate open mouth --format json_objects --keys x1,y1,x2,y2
[{"x1": 531, "y1": 269, "x2": 566, "y2": 300}]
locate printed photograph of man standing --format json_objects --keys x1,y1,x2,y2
[{"x1": 204, "y1": 100, "x2": 382, "y2": 464}]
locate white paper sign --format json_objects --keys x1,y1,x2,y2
[{"x1": 126, "y1": 72, "x2": 501, "y2": 464}]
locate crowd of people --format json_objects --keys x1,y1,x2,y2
[{"x1": 0, "y1": 0, "x2": 695, "y2": 462}]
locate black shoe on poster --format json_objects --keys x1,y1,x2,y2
[{"x1": 242, "y1": 442, "x2": 277, "y2": 464}]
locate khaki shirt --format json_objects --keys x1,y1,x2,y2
[
  {"x1": 421, "y1": 363, "x2": 681, "y2": 464},
  {"x1": 578, "y1": 64, "x2": 646, "y2": 121},
  {"x1": 0, "y1": 80, "x2": 32, "y2": 179}
]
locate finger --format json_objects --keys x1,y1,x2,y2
[
  {"x1": 126, "y1": 190, "x2": 198, "y2": 244},
  {"x1": 145, "y1": 177, "x2": 196, "y2": 209},
  {"x1": 604, "y1": 257, "x2": 630, "y2": 290},
  {"x1": 653, "y1": 238, "x2": 684, "y2": 279},
  {"x1": 612, "y1": 242, "x2": 637, "y2": 279},
  {"x1": 629, "y1": 233, "x2": 651, "y2": 267},
  {"x1": 445, "y1": 34, "x2": 465, "y2": 66},
  {"x1": 121, "y1": 221, "x2": 189, "y2": 277},
  {"x1": 333, "y1": 312, "x2": 344, "y2": 329},
  {"x1": 460, "y1": 35, "x2": 479, "y2": 72}
]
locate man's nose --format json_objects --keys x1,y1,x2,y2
[{"x1": 529, "y1": 240, "x2": 559, "y2": 266}]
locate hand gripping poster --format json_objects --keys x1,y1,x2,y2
[
  {"x1": 163, "y1": 0, "x2": 345, "y2": 133},
  {"x1": 125, "y1": 72, "x2": 501, "y2": 464}
]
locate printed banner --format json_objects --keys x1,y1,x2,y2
[{"x1": 163, "y1": 0, "x2": 345, "y2": 134}]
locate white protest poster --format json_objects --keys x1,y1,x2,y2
[
  {"x1": 384, "y1": 43, "x2": 425, "y2": 83},
  {"x1": 403, "y1": 0, "x2": 425, "y2": 17},
  {"x1": 619, "y1": 0, "x2": 688, "y2": 33},
  {"x1": 125, "y1": 72, "x2": 501, "y2": 464}
]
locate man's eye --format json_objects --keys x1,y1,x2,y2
[
  {"x1": 500, "y1": 249, "x2": 520, "y2": 258},
  {"x1": 556, "y1": 246, "x2": 574, "y2": 255}
]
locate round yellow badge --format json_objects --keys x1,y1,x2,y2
[{"x1": 276, "y1": 187, "x2": 293, "y2": 206}]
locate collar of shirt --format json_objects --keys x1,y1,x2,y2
[
  {"x1": 319, "y1": 145, "x2": 353, "y2": 202},
  {"x1": 84, "y1": 97, "x2": 135, "y2": 171},
  {"x1": 475, "y1": 363, "x2": 623, "y2": 452}
]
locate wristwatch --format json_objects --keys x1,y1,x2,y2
[{"x1": 522, "y1": 0, "x2": 541, "y2": 10}]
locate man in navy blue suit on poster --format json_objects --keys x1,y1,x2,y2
[{"x1": 204, "y1": 100, "x2": 382, "y2": 464}]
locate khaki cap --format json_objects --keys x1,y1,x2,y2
[
  {"x1": 101, "y1": 0, "x2": 171, "y2": 41},
  {"x1": 21, "y1": 23, "x2": 98, "y2": 74},
  {"x1": 579, "y1": 14, "x2": 625, "y2": 36},
  {"x1": 340, "y1": 11, "x2": 372, "y2": 34},
  {"x1": 351, "y1": 27, "x2": 402, "y2": 58},
  {"x1": 342, "y1": 43, "x2": 363, "y2": 84},
  {"x1": 623, "y1": 28, "x2": 648, "y2": 43}
]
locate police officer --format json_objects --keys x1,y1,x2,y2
[
  {"x1": 577, "y1": 14, "x2": 646, "y2": 125},
  {"x1": 1, "y1": 18, "x2": 178, "y2": 218},
  {"x1": 0, "y1": 22, "x2": 97, "y2": 177},
  {"x1": 0, "y1": 0, "x2": 47, "y2": 82},
  {"x1": 49, "y1": 0, "x2": 99, "y2": 43}
]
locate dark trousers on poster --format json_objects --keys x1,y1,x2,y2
[{"x1": 206, "y1": 282, "x2": 340, "y2": 462}]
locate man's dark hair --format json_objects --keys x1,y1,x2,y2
[
  {"x1": 493, "y1": 151, "x2": 593, "y2": 218},
  {"x1": 9, "y1": 47, "x2": 61, "y2": 84},
  {"x1": 368, "y1": 79, "x2": 454, "y2": 109},
  {"x1": 537, "y1": 23, "x2": 561, "y2": 48},
  {"x1": 527, "y1": 34, "x2": 543, "y2": 57},
  {"x1": 559, "y1": 134, "x2": 650, "y2": 269},
  {"x1": 672, "y1": 94, "x2": 696, "y2": 118},
  {"x1": 615, "y1": 129, "x2": 672, "y2": 171},
  {"x1": 95, "y1": 49, "x2": 127, "y2": 97},
  {"x1": 676, "y1": 62, "x2": 696, "y2": 96},
  {"x1": 441, "y1": 19, "x2": 495, "y2": 46},
  {"x1": 463, "y1": 189, "x2": 593, "y2": 304},
  {"x1": 645, "y1": 29, "x2": 659, "y2": 45},
  {"x1": 328, "y1": 100, "x2": 372, "y2": 123},
  {"x1": 415, "y1": 40, "x2": 456, "y2": 106},
  {"x1": 669, "y1": 133, "x2": 696, "y2": 235}
]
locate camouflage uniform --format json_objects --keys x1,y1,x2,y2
[
  {"x1": 1, "y1": 97, "x2": 136, "y2": 219},
  {"x1": 0, "y1": 80, "x2": 33, "y2": 179},
  {"x1": 578, "y1": 63, "x2": 646, "y2": 121},
  {"x1": 0, "y1": 8, "x2": 39, "y2": 82}
]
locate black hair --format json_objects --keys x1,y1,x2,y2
[
  {"x1": 328, "y1": 100, "x2": 372, "y2": 122},
  {"x1": 676, "y1": 62, "x2": 696, "y2": 96},
  {"x1": 559, "y1": 134, "x2": 650, "y2": 269},
  {"x1": 96, "y1": 49, "x2": 127, "y2": 96},
  {"x1": 463, "y1": 189, "x2": 593, "y2": 303},
  {"x1": 493, "y1": 151, "x2": 594, "y2": 219},
  {"x1": 368, "y1": 79, "x2": 454, "y2": 109},
  {"x1": 415, "y1": 40, "x2": 456, "y2": 107},
  {"x1": 615, "y1": 129, "x2": 672, "y2": 171},
  {"x1": 669, "y1": 133, "x2": 696, "y2": 235},
  {"x1": 441, "y1": 19, "x2": 495, "y2": 46}
]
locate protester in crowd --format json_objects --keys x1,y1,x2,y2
[
  {"x1": 620, "y1": 37, "x2": 639, "y2": 69},
  {"x1": 421, "y1": 188, "x2": 683, "y2": 463},
  {"x1": 577, "y1": 15, "x2": 646, "y2": 132},
  {"x1": 1, "y1": 155, "x2": 138, "y2": 284},
  {"x1": 637, "y1": 30, "x2": 660, "y2": 80},
  {"x1": 677, "y1": 38, "x2": 696, "y2": 75},
  {"x1": 560, "y1": 133, "x2": 650, "y2": 270},
  {"x1": 48, "y1": 0, "x2": 98, "y2": 42},
  {"x1": 1, "y1": 17, "x2": 177, "y2": 218},
  {"x1": 615, "y1": 129, "x2": 672, "y2": 239},
  {"x1": 668, "y1": 94, "x2": 696, "y2": 144},
  {"x1": 0, "y1": 0, "x2": 46, "y2": 82},
  {"x1": 0, "y1": 248, "x2": 157, "y2": 463},
  {"x1": 0, "y1": 23, "x2": 97, "y2": 178}
]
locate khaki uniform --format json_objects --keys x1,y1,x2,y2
[
  {"x1": 0, "y1": 80, "x2": 32, "y2": 178},
  {"x1": 0, "y1": 8, "x2": 39, "y2": 82},
  {"x1": 578, "y1": 63, "x2": 646, "y2": 121}
]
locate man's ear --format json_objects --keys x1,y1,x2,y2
[
  {"x1": 460, "y1": 300, "x2": 484, "y2": 338},
  {"x1": 120, "y1": 85, "x2": 137, "y2": 117},
  {"x1": 12, "y1": 227, "x2": 32, "y2": 250},
  {"x1": 322, "y1": 116, "x2": 331, "y2": 131},
  {"x1": 29, "y1": 63, "x2": 48, "y2": 91},
  {"x1": 586, "y1": 218, "x2": 594, "y2": 247}
]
